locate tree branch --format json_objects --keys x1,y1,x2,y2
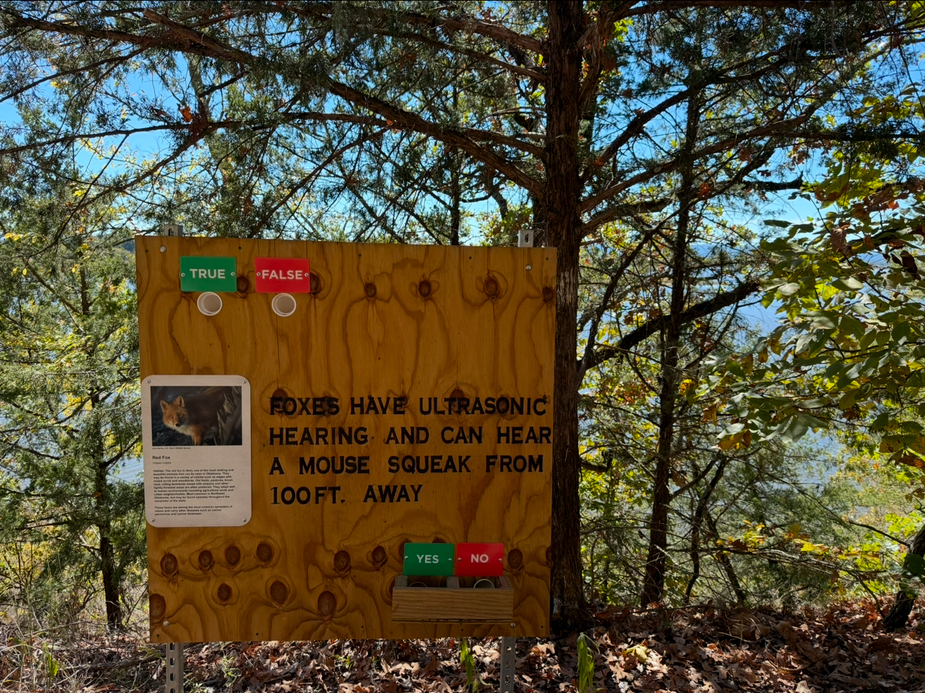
[
  {"x1": 327, "y1": 79, "x2": 541, "y2": 194},
  {"x1": 583, "y1": 278, "x2": 762, "y2": 371}
]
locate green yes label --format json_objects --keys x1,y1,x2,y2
[{"x1": 403, "y1": 543, "x2": 455, "y2": 576}]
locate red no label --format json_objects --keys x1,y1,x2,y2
[
  {"x1": 456, "y1": 542, "x2": 504, "y2": 576},
  {"x1": 255, "y1": 257, "x2": 311, "y2": 293}
]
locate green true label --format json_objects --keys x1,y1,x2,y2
[
  {"x1": 403, "y1": 543, "x2": 455, "y2": 576},
  {"x1": 180, "y1": 256, "x2": 237, "y2": 292}
]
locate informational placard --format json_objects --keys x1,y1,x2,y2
[
  {"x1": 141, "y1": 375, "x2": 252, "y2": 527},
  {"x1": 137, "y1": 237, "x2": 555, "y2": 643}
]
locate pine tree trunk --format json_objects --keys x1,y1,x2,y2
[
  {"x1": 89, "y1": 382, "x2": 122, "y2": 631},
  {"x1": 883, "y1": 522, "x2": 925, "y2": 631},
  {"x1": 99, "y1": 529, "x2": 123, "y2": 631},
  {"x1": 546, "y1": 0, "x2": 587, "y2": 631},
  {"x1": 639, "y1": 90, "x2": 700, "y2": 608},
  {"x1": 94, "y1": 452, "x2": 123, "y2": 631}
]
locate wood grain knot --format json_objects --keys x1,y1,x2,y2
[
  {"x1": 256, "y1": 542, "x2": 274, "y2": 564},
  {"x1": 236, "y1": 275, "x2": 250, "y2": 293},
  {"x1": 483, "y1": 275, "x2": 499, "y2": 297},
  {"x1": 334, "y1": 550, "x2": 351, "y2": 573},
  {"x1": 272, "y1": 387, "x2": 288, "y2": 402},
  {"x1": 545, "y1": 547, "x2": 551, "y2": 566},
  {"x1": 269, "y1": 580, "x2": 288, "y2": 605},
  {"x1": 160, "y1": 554, "x2": 178, "y2": 577},
  {"x1": 364, "y1": 282, "x2": 377, "y2": 298},
  {"x1": 318, "y1": 590, "x2": 336, "y2": 618},
  {"x1": 225, "y1": 545, "x2": 241, "y2": 566},
  {"x1": 371, "y1": 545, "x2": 387, "y2": 567},
  {"x1": 543, "y1": 286, "x2": 555, "y2": 303},
  {"x1": 198, "y1": 550, "x2": 214, "y2": 571},
  {"x1": 216, "y1": 583, "x2": 232, "y2": 603},
  {"x1": 418, "y1": 279, "x2": 432, "y2": 298},
  {"x1": 433, "y1": 537, "x2": 448, "y2": 543},
  {"x1": 309, "y1": 272, "x2": 322, "y2": 293},
  {"x1": 508, "y1": 549, "x2": 524, "y2": 571},
  {"x1": 150, "y1": 594, "x2": 166, "y2": 620}
]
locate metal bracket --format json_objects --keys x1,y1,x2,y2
[
  {"x1": 499, "y1": 636, "x2": 516, "y2": 693},
  {"x1": 161, "y1": 223, "x2": 184, "y2": 237},
  {"x1": 166, "y1": 642, "x2": 184, "y2": 693},
  {"x1": 518, "y1": 228, "x2": 533, "y2": 248}
]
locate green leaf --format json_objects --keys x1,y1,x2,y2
[
  {"x1": 838, "y1": 315, "x2": 867, "y2": 338},
  {"x1": 906, "y1": 370, "x2": 925, "y2": 389},
  {"x1": 892, "y1": 321, "x2": 912, "y2": 345}
]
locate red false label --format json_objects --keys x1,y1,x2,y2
[
  {"x1": 254, "y1": 257, "x2": 311, "y2": 293},
  {"x1": 455, "y1": 542, "x2": 504, "y2": 576}
]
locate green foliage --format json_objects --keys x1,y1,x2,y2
[
  {"x1": 0, "y1": 157, "x2": 144, "y2": 629},
  {"x1": 577, "y1": 631, "x2": 599, "y2": 693},
  {"x1": 459, "y1": 638, "x2": 480, "y2": 692},
  {"x1": 707, "y1": 214, "x2": 925, "y2": 490}
]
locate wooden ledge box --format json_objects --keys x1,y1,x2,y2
[{"x1": 392, "y1": 575, "x2": 514, "y2": 622}]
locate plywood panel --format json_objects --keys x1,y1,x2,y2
[{"x1": 137, "y1": 236, "x2": 555, "y2": 642}]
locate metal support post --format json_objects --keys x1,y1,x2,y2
[
  {"x1": 518, "y1": 227, "x2": 534, "y2": 248},
  {"x1": 166, "y1": 642, "x2": 184, "y2": 693},
  {"x1": 499, "y1": 636, "x2": 516, "y2": 693},
  {"x1": 504, "y1": 198, "x2": 530, "y2": 692}
]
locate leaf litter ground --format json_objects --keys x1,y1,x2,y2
[{"x1": 3, "y1": 601, "x2": 925, "y2": 692}]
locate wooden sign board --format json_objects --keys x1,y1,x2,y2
[{"x1": 136, "y1": 237, "x2": 555, "y2": 642}]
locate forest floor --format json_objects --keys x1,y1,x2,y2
[{"x1": 2, "y1": 600, "x2": 924, "y2": 692}]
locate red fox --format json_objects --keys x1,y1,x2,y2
[{"x1": 159, "y1": 388, "x2": 226, "y2": 445}]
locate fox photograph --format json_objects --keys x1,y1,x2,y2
[{"x1": 150, "y1": 384, "x2": 244, "y2": 447}]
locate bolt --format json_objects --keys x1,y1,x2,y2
[
  {"x1": 160, "y1": 246, "x2": 167, "y2": 253},
  {"x1": 163, "y1": 621, "x2": 170, "y2": 626}
]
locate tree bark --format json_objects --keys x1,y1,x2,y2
[
  {"x1": 546, "y1": 0, "x2": 587, "y2": 631},
  {"x1": 883, "y1": 522, "x2": 925, "y2": 631},
  {"x1": 83, "y1": 265, "x2": 122, "y2": 632},
  {"x1": 92, "y1": 404, "x2": 122, "y2": 631},
  {"x1": 639, "y1": 89, "x2": 700, "y2": 608}
]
